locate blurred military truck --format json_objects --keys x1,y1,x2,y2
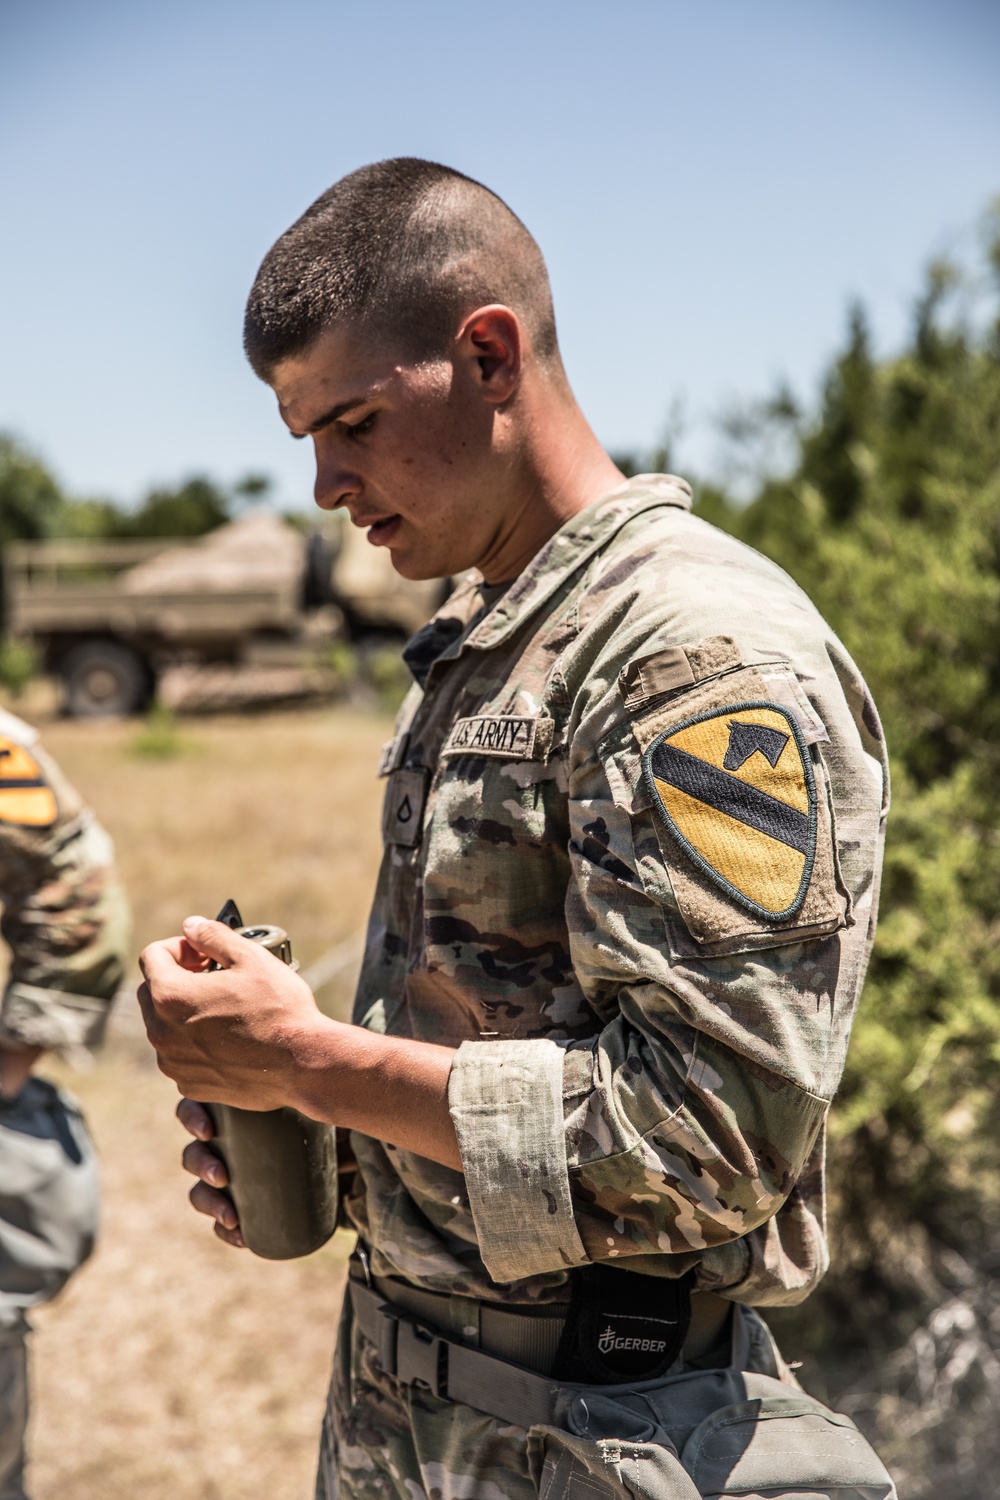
[{"x1": 3, "y1": 512, "x2": 443, "y2": 716}]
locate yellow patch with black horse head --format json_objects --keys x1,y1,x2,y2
[
  {"x1": 642, "y1": 702, "x2": 816, "y2": 922},
  {"x1": 0, "y1": 738, "x2": 58, "y2": 827}
]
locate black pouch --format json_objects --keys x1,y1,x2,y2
[{"x1": 553, "y1": 1264, "x2": 695, "y2": 1384}]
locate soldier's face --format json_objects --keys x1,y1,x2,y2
[{"x1": 271, "y1": 323, "x2": 519, "y2": 581}]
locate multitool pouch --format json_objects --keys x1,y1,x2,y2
[
  {"x1": 553, "y1": 1264, "x2": 695, "y2": 1384},
  {"x1": 529, "y1": 1308, "x2": 897, "y2": 1500}
]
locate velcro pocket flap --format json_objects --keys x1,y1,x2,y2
[{"x1": 681, "y1": 1393, "x2": 896, "y2": 1498}]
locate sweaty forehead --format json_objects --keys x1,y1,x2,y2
[
  {"x1": 273, "y1": 331, "x2": 451, "y2": 432},
  {"x1": 271, "y1": 335, "x2": 399, "y2": 427}
]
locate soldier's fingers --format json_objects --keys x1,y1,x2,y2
[
  {"x1": 138, "y1": 937, "x2": 202, "y2": 1000},
  {"x1": 177, "y1": 1096, "x2": 215, "y2": 1140},
  {"x1": 176, "y1": 936, "x2": 215, "y2": 973},
  {"x1": 138, "y1": 933, "x2": 183, "y2": 975},
  {"x1": 181, "y1": 1139, "x2": 228, "y2": 1187},
  {"x1": 146, "y1": 935, "x2": 213, "y2": 974},
  {"x1": 180, "y1": 916, "x2": 250, "y2": 968},
  {"x1": 213, "y1": 1221, "x2": 246, "y2": 1250},
  {"x1": 140, "y1": 931, "x2": 229, "y2": 988},
  {"x1": 135, "y1": 977, "x2": 180, "y2": 1053},
  {"x1": 189, "y1": 1178, "x2": 241, "y2": 1234},
  {"x1": 135, "y1": 979, "x2": 157, "y2": 1038}
]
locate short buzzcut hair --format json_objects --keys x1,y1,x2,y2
[{"x1": 243, "y1": 158, "x2": 560, "y2": 377}]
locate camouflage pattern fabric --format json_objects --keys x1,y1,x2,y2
[
  {"x1": 342, "y1": 475, "x2": 888, "y2": 1317},
  {"x1": 317, "y1": 1294, "x2": 541, "y2": 1500},
  {"x1": 0, "y1": 1332, "x2": 28, "y2": 1500}
]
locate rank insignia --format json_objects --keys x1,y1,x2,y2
[
  {"x1": 0, "y1": 738, "x2": 57, "y2": 827},
  {"x1": 381, "y1": 766, "x2": 429, "y2": 847},
  {"x1": 643, "y1": 701, "x2": 817, "y2": 921}
]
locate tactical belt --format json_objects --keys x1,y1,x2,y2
[
  {"x1": 348, "y1": 1257, "x2": 732, "y2": 1430},
  {"x1": 349, "y1": 1274, "x2": 572, "y2": 1428}
]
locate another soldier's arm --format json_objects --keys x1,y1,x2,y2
[{"x1": 0, "y1": 735, "x2": 129, "y2": 1077}]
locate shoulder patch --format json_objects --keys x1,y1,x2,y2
[
  {"x1": 642, "y1": 701, "x2": 815, "y2": 922},
  {"x1": 0, "y1": 737, "x2": 58, "y2": 827}
]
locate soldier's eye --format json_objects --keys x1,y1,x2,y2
[{"x1": 347, "y1": 413, "x2": 377, "y2": 439}]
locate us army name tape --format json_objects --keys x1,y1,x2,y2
[{"x1": 441, "y1": 714, "x2": 540, "y2": 759}]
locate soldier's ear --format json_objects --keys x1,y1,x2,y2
[{"x1": 455, "y1": 305, "x2": 522, "y2": 406}]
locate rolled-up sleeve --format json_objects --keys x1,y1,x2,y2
[{"x1": 449, "y1": 1037, "x2": 587, "y2": 1283}]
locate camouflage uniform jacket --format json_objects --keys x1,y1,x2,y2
[
  {"x1": 344, "y1": 475, "x2": 889, "y2": 1309},
  {"x1": 0, "y1": 709, "x2": 128, "y2": 1052}
]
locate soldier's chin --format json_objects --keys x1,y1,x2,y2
[{"x1": 389, "y1": 549, "x2": 440, "y2": 582}]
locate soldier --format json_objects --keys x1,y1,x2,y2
[
  {"x1": 0, "y1": 708, "x2": 128, "y2": 1500},
  {"x1": 139, "y1": 160, "x2": 894, "y2": 1497}
]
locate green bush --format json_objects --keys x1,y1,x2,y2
[
  {"x1": 316, "y1": 639, "x2": 360, "y2": 693},
  {"x1": 364, "y1": 643, "x2": 412, "y2": 715},
  {"x1": 0, "y1": 635, "x2": 39, "y2": 699},
  {"x1": 128, "y1": 702, "x2": 195, "y2": 760},
  {"x1": 0, "y1": 436, "x2": 63, "y2": 547}
]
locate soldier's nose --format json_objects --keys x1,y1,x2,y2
[{"x1": 314, "y1": 461, "x2": 360, "y2": 512}]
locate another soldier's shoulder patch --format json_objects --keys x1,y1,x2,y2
[
  {"x1": 0, "y1": 736, "x2": 58, "y2": 827},
  {"x1": 642, "y1": 700, "x2": 815, "y2": 923}
]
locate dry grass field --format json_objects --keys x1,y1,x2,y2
[{"x1": 11, "y1": 703, "x2": 393, "y2": 1500}]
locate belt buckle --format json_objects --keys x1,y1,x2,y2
[{"x1": 378, "y1": 1305, "x2": 449, "y2": 1399}]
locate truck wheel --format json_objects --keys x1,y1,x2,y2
[{"x1": 61, "y1": 641, "x2": 150, "y2": 718}]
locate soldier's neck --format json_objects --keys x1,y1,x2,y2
[{"x1": 478, "y1": 390, "x2": 626, "y2": 586}]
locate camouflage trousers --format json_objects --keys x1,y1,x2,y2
[
  {"x1": 314, "y1": 1292, "x2": 828, "y2": 1500},
  {"x1": 0, "y1": 1327, "x2": 28, "y2": 1500},
  {"x1": 316, "y1": 1289, "x2": 538, "y2": 1499}
]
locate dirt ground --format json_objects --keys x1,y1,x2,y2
[{"x1": 13, "y1": 704, "x2": 392, "y2": 1500}]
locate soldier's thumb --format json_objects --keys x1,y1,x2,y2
[{"x1": 181, "y1": 915, "x2": 243, "y2": 967}]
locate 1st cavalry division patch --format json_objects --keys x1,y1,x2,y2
[
  {"x1": 0, "y1": 738, "x2": 58, "y2": 827},
  {"x1": 643, "y1": 701, "x2": 817, "y2": 922}
]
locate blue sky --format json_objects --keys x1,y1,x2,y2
[{"x1": 1, "y1": 0, "x2": 998, "y2": 510}]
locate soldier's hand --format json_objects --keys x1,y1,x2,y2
[
  {"x1": 138, "y1": 915, "x2": 330, "y2": 1110},
  {"x1": 177, "y1": 1096, "x2": 245, "y2": 1249},
  {"x1": 143, "y1": 918, "x2": 462, "y2": 1172}
]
